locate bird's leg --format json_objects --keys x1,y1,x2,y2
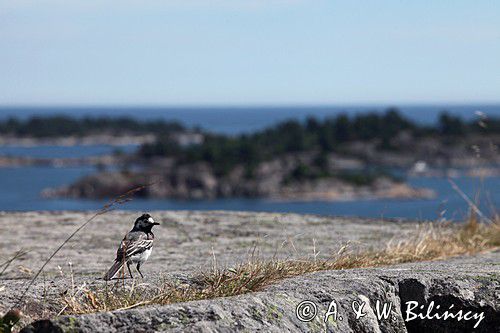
[
  {"x1": 127, "y1": 262, "x2": 134, "y2": 278},
  {"x1": 136, "y1": 263, "x2": 144, "y2": 278}
]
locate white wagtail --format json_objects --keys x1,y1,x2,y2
[{"x1": 104, "y1": 213, "x2": 160, "y2": 280}]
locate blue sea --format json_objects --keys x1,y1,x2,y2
[{"x1": 0, "y1": 105, "x2": 498, "y2": 219}]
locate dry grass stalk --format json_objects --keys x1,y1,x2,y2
[{"x1": 0, "y1": 250, "x2": 28, "y2": 278}]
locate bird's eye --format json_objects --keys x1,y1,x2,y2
[{"x1": 148, "y1": 217, "x2": 155, "y2": 223}]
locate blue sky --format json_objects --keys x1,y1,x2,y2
[{"x1": 1, "y1": 1, "x2": 499, "y2": 105}]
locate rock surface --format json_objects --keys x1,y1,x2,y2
[
  {"x1": 0, "y1": 211, "x2": 420, "y2": 279},
  {"x1": 0, "y1": 211, "x2": 498, "y2": 332},
  {"x1": 20, "y1": 252, "x2": 500, "y2": 333}
]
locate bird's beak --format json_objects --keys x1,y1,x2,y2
[{"x1": 148, "y1": 217, "x2": 160, "y2": 225}]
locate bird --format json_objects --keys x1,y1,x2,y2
[{"x1": 103, "y1": 213, "x2": 160, "y2": 280}]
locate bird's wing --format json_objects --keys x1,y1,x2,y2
[{"x1": 115, "y1": 231, "x2": 153, "y2": 261}]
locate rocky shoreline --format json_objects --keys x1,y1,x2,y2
[
  {"x1": 39, "y1": 149, "x2": 439, "y2": 201},
  {"x1": 42, "y1": 168, "x2": 435, "y2": 202},
  {"x1": 0, "y1": 134, "x2": 155, "y2": 147},
  {"x1": 0, "y1": 155, "x2": 123, "y2": 168}
]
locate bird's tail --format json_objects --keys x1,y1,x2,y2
[{"x1": 103, "y1": 260, "x2": 125, "y2": 280}]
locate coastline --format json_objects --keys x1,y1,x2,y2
[{"x1": 0, "y1": 134, "x2": 154, "y2": 147}]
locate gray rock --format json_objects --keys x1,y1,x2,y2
[
  {"x1": 20, "y1": 252, "x2": 500, "y2": 333},
  {"x1": 1, "y1": 211, "x2": 498, "y2": 332}
]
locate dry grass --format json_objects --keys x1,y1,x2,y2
[{"x1": 61, "y1": 216, "x2": 500, "y2": 315}]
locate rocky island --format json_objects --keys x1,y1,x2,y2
[
  {"x1": 1, "y1": 111, "x2": 499, "y2": 201},
  {"x1": 39, "y1": 111, "x2": 498, "y2": 201},
  {"x1": 42, "y1": 154, "x2": 435, "y2": 201}
]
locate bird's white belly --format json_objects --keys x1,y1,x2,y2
[{"x1": 129, "y1": 247, "x2": 152, "y2": 264}]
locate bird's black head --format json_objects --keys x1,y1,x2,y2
[{"x1": 133, "y1": 213, "x2": 160, "y2": 232}]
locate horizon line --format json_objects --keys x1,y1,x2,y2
[{"x1": 1, "y1": 101, "x2": 500, "y2": 109}]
